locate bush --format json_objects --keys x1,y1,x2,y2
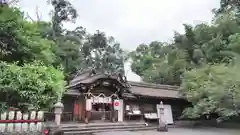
[
  {"x1": 0, "y1": 61, "x2": 66, "y2": 111},
  {"x1": 180, "y1": 63, "x2": 240, "y2": 122}
]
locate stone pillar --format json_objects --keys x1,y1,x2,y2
[
  {"x1": 157, "y1": 101, "x2": 168, "y2": 132},
  {"x1": 85, "y1": 99, "x2": 92, "y2": 124},
  {"x1": 113, "y1": 110, "x2": 117, "y2": 122},
  {"x1": 85, "y1": 111, "x2": 90, "y2": 124},
  {"x1": 111, "y1": 97, "x2": 115, "y2": 122},
  {"x1": 54, "y1": 102, "x2": 64, "y2": 126}
]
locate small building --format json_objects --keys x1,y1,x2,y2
[{"x1": 60, "y1": 70, "x2": 188, "y2": 124}]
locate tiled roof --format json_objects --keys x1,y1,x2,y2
[{"x1": 66, "y1": 71, "x2": 181, "y2": 99}]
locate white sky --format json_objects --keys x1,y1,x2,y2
[
  {"x1": 19, "y1": 0, "x2": 220, "y2": 51},
  {"x1": 18, "y1": 0, "x2": 220, "y2": 81}
]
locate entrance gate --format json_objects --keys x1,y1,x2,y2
[{"x1": 85, "y1": 92, "x2": 122, "y2": 122}]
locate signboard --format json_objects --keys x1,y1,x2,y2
[
  {"x1": 114, "y1": 100, "x2": 120, "y2": 110},
  {"x1": 91, "y1": 97, "x2": 112, "y2": 104},
  {"x1": 156, "y1": 104, "x2": 174, "y2": 124}
]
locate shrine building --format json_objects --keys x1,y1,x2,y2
[{"x1": 58, "y1": 70, "x2": 188, "y2": 124}]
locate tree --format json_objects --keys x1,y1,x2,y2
[
  {"x1": 0, "y1": 6, "x2": 56, "y2": 65},
  {"x1": 53, "y1": 27, "x2": 86, "y2": 75},
  {"x1": 130, "y1": 9, "x2": 240, "y2": 86},
  {"x1": 142, "y1": 48, "x2": 189, "y2": 85},
  {"x1": 0, "y1": 5, "x2": 67, "y2": 112},
  {"x1": 83, "y1": 31, "x2": 126, "y2": 75},
  {"x1": 0, "y1": 0, "x2": 18, "y2": 6},
  {"x1": 47, "y1": 0, "x2": 127, "y2": 76},
  {"x1": 23, "y1": 0, "x2": 86, "y2": 76},
  {"x1": 0, "y1": 0, "x2": 127, "y2": 113},
  {"x1": 180, "y1": 63, "x2": 240, "y2": 122},
  {"x1": 130, "y1": 41, "x2": 189, "y2": 85},
  {"x1": 217, "y1": 0, "x2": 240, "y2": 14},
  {"x1": 49, "y1": 0, "x2": 77, "y2": 38},
  {"x1": 0, "y1": 61, "x2": 65, "y2": 111}
]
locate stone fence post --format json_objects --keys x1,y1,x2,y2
[
  {"x1": 0, "y1": 110, "x2": 44, "y2": 133},
  {"x1": 54, "y1": 102, "x2": 64, "y2": 126}
]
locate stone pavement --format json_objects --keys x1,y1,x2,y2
[{"x1": 94, "y1": 128, "x2": 239, "y2": 135}]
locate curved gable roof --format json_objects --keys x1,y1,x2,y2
[
  {"x1": 66, "y1": 71, "x2": 182, "y2": 99},
  {"x1": 67, "y1": 70, "x2": 130, "y2": 89}
]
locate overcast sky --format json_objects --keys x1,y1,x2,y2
[{"x1": 19, "y1": 0, "x2": 220, "y2": 51}]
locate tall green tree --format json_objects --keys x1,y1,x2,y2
[
  {"x1": 129, "y1": 0, "x2": 240, "y2": 122},
  {"x1": 0, "y1": 6, "x2": 55, "y2": 65},
  {"x1": 83, "y1": 31, "x2": 126, "y2": 75},
  {"x1": 49, "y1": 0, "x2": 77, "y2": 38},
  {"x1": 0, "y1": 0, "x2": 127, "y2": 112},
  {"x1": 130, "y1": 9, "x2": 240, "y2": 86},
  {"x1": 131, "y1": 41, "x2": 189, "y2": 85},
  {"x1": 46, "y1": 0, "x2": 87, "y2": 75},
  {"x1": 0, "y1": 5, "x2": 66, "y2": 111}
]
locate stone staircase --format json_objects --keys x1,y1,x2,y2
[{"x1": 56, "y1": 122, "x2": 157, "y2": 134}]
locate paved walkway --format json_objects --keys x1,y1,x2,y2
[{"x1": 94, "y1": 128, "x2": 239, "y2": 135}]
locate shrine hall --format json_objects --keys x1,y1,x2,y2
[{"x1": 51, "y1": 70, "x2": 188, "y2": 124}]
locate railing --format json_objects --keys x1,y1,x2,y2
[{"x1": 0, "y1": 111, "x2": 44, "y2": 134}]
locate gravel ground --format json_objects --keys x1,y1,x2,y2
[{"x1": 94, "y1": 128, "x2": 239, "y2": 135}]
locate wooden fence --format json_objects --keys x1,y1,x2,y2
[{"x1": 0, "y1": 111, "x2": 44, "y2": 134}]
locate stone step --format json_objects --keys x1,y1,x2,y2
[
  {"x1": 61, "y1": 124, "x2": 148, "y2": 131},
  {"x1": 60, "y1": 122, "x2": 147, "y2": 128},
  {"x1": 63, "y1": 126, "x2": 157, "y2": 134}
]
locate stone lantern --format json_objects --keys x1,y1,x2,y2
[
  {"x1": 54, "y1": 102, "x2": 64, "y2": 126},
  {"x1": 157, "y1": 101, "x2": 168, "y2": 132}
]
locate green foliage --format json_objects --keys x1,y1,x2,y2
[
  {"x1": 131, "y1": 10, "x2": 240, "y2": 86},
  {"x1": 6, "y1": 0, "x2": 240, "y2": 122},
  {"x1": 0, "y1": 6, "x2": 56, "y2": 65},
  {"x1": 217, "y1": 0, "x2": 240, "y2": 14},
  {"x1": 83, "y1": 31, "x2": 126, "y2": 74},
  {"x1": 52, "y1": 27, "x2": 86, "y2": 75},
  {"x1": 46, "y1": 0, "x2": 126, "y2": 76},
  {"x1": 0, "y1": 61, "x2": 66, "y2": 111},
  {"x1": 0, "y1": 0, "x2": 127, "y2": 113},
  {"x1": 131, "y1": 41, "x2": 189, "y2": 85},
  {"x1": 181, "y1": 63, "x2": 240, "y2": 122},
  {"x1": 129, "y1": 1, "x2": 240, "y2": 121},
  {"x1": 49, "y1": 0, "x2": 78, "y2": 37}
]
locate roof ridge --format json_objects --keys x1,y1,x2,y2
[{"x1": 129, "y1": 81, "x2": 179, "y2": 91}]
